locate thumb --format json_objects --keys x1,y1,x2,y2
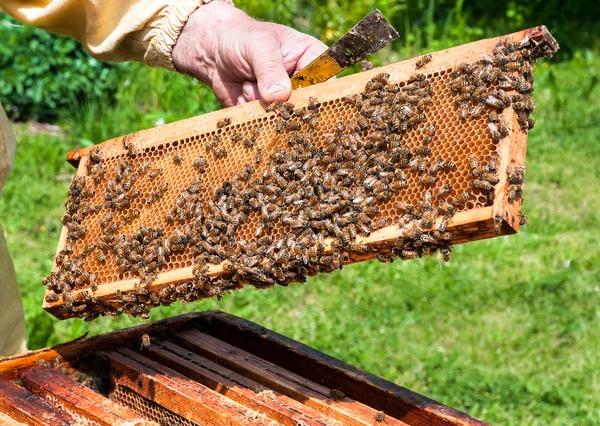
[{"x1": 247, "y1": 34, "x2": 292, "y2": 103}]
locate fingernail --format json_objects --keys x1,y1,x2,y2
[{"x1": 267, "y1": 83, "x2": 285, "y2": 96}]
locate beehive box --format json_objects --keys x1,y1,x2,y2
[
  {"x1": 0, "y1": 311, "x2": 491, "y2": 426},
  {"x1": 43, "y1": 26, "x2": 558, "y2": 320}
]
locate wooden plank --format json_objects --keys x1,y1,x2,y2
[
  {"x1": 0, "y1": 311, "x2": 208, "y2": 381},
  {"x1": 0, "y1": 377, "x2": 76, "y2": 425},
  {"x1": 175, "y1": 329, "x2": 407, "y2": 426},
  {"x1": 105, "y1": 348, "x2": 277, "y2": 426},
  {"x1": 144, "y1": 339, "x2": 346, "y2": 426},
  {"x1": 492, "y1": 105, "x2": 527, "y2": 233},
  {"x1": 0, "y1": 411, "x2": 27, "y2": 426},
  {"x1": 19, "y1": 366, "x2": 150, "y2": 426},
  {"x1": 196, "y1": 311, "x2": 491, "y2": 426}
]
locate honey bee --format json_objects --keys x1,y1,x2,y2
[
  {"x1": 216, "y1": 117, "x2": 232, "y2": 128},
  {"x1": 231, "y1": 133, "x2": 243, "y2": 143},
  {"x1": 173, "y1": 151, "x2": 182, "y2": 164},
  {"x1": 487, "y1": 122, "x2": 501, "y2": 141},
  {"x1": 45, "y1": 293, "x2": 59, "y2": 303},
  {"x1": 415, "y1": 54, "x2": 432, "y2": 69},
  {"x1": 265, "y1": 101, "x2": 282, "y2": 113},
  {"x1": 470, "y1": 103, "x2": 485, "y2": 119},
  {"x1": 484, "y1": 95, "x2": 505, "y2": 109},
  {"x1": 89, "y1": 147, "x2": 102, "y2": 163},
  {"x1": 472, "y1": 179, "x2": 494, "y2": 191},
  {"x1": 468, "y1": 155, "x2": 480, "y2": 171},
  {"x1": 329, "y1": 388, "x2": 345, "y2": 401},
  {"x1": 493, "y1": 214, "x2": 503, "y2": 235},
  {"x1": 519, "y1": 213, "x2": 528, "y2": 226},
  {"x1": 420, "y1": 175, "x2": 437, "y2": 185},
  {"x1": 97, "y1": 253, "x2": 106, "y2": 263},
  {"x1": 148, "y1": 168, "x2": 163, "y2": 179},
  {"x1": 193, "y1": 156, "x2": 208, "y2": 173},
  {"x1": 507, "y1": 184, "x2": 521, "y2": 202},
  {"x1": 401, "y1": 250, "x2": 420, "y2": 259},
  {"x1": 141, "y1": 334, "x2": 151, "y2": 349},
  {"x1": 440, "y1": 247, "x2": 451, "y2": 262},
  {"x1": 414, "y1": 146, "x2": 431, "y2": 157},
  {"x1": 452, "y1": 192, "x2": 471, "y2": 206},
  {"x1": 459, "y1": 103, "x2": 469, "y2": 121}
]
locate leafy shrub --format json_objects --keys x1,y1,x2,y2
[{"x1": 0, "y1": 14, "x2": 127, "y2": 121}]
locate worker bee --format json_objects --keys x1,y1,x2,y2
[
  {"x1": 493, "y1": 214, "x2": 503, "y2": 235},
  {"x1": 140, "y1": 334, "x2": 151, "y2": 349},
  {"x1": 89, "y1": 147, "x2": 102, "y2": 163},
  {"x1": 148, "y1": 168, "x2": 163, "y2": 179},
  {"x1": 472, "y1": 179, "x2": 494, "y2": 191},
  {"x1": 255, "y1": 149, "x2": 264, "y2": 164},
  {"x1": 468, "y1": 155, "x2": 479, "y2": 171},
  {"x1": 519, "y1": 213, "x2": 528, "y2": 226},
  {"x1": 193, "y1": 156, "x2": 208, "y2": 173},
  {"x1": 485, "y1": 95, "x2": 504, "y2": 110},
  {"x1": 470, "y1": 103, "x2": 485, "y2": 119},
  {"x1": 97, "y1": 253, "x2": 106, "y2": 263},
  {"x1": 401, "y1": 249, "x2": 420, "y2": 260},
  {"x1": 459, "y1": 103, "x2": 469, "y2": 121},
  {"x1": 216, "y1": 117, "x2": 232, "y2": 128},
  {"x1": 488, "y1": 122, "x2": 501, "y2": 141},
  {"x1": 415, "y1": 54, "x2": 432, "y2": 69},
  {"x1": 507, "y1": 184, "x2": 521, "y2": 202},
  {"x1": 173, "y1": 151, "x2": 182, "y2": 164},
  {"x1": 452, "y1": 192, "x2": 471, "y2": 206},
  {"x1": 420, "y1": 175, "x2": 437, "y2": 185},
  {"x1": 481, "y1": 172, "x2": 499, "y2": 184},
  {"x1": 231, "y1": 133, "x2": 243, "y2": 143},
  {"x1": 329, "y1": 388, "x2": 346, "y2": 401},
  {"x1": 265, "y1": 101, "x2": 282, "y2": 113},
  {"x1": 414, "y1": 146, "x2": 431, "y2": 157},
  {"x1": 45, "y1": 293, "x2": 59, "y2": 303}
]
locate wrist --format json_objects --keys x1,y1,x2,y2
[{"x1": 172, "y1": 0, "x2": 241, "y2": 84}]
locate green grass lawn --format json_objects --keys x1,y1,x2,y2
[{"x1": 1, "y1": 52, "x2": 599, "y2": 425}]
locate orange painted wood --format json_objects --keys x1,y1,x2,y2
[
  {"x1": 19, "y1": 366, "x2": 149, "y2": 426},
  {"x1": 0, "y1": 377, "x2": 76, "y2": 425},
  {"x1": 196, "y1": 311, "x2": 491, "y2": 426},
  {"x1": 105, "y1": 348, "x2": 276, "y2": 425},
  {"x1": 0, "y1": 312, "x2": 207, "y2": 381},
  {"x1": 175, "y1": 329, "x2": 408, "y2": 426},
  {"x1": 143, "y1": 338, "x2": 344, "y2": 426}
]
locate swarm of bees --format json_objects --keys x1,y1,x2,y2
[{"x1": 44, "y1": 33, "x2": 553, "y2": 320}]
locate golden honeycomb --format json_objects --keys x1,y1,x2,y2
[
  {"x1": 44, "y1": 26, "x2": 558, "y2": 320},
  {"x1": 65, "y1": 69, "x2": 495, "y2": 281}
]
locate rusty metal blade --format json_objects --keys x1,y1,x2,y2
[{"x1": 291, "y1": 10, "x2": 399, "y2": 89}]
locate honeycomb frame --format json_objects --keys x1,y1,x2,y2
[{"x1": 44, "y1": 26, "x2": 558, "y2": 319}]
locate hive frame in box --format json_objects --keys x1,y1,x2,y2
[
  {"x1": 0, "y1": 311, "x2": 491, "y2": 426},
  {"x1": 43, "y1": 26, "x2": 558, "y2": 319}
]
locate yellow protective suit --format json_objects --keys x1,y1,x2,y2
[{"x1": 0, "y1": 0, "x2": 232, "y2": 356}]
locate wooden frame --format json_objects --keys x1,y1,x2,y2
[
  {"x1": 43, "y1": 26, "x2": 558, "y2": 319},
  {"x1": 0, "y1": 311, "x2": 491, "y2": 425}
]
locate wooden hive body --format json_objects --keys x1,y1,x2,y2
[
  {"x1": 43, "y1": 26, "x2": 558, "y2": 319},
  {"x1": 0, "y1": 312, "x2": 491, "y2": 426}
]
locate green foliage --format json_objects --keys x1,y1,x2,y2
[
  {"x1": 3, "y1": 1, "x2": 599, "y2": 121},
  {"x1": 0, "y1": 14, "x2": 126, "y2": 121}
]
